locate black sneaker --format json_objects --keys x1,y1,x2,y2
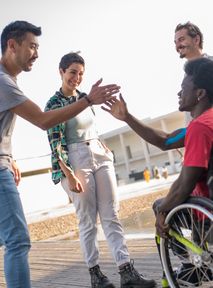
[
  {"x1": 175, "y1": 262, "x2": 202, "y2": 287},
  {"x1": 119, "y1": 260, "x2": 156, "y2": 288},
  {"x1": 89, "y1": 265, "x2": 115, "y2": 288}
]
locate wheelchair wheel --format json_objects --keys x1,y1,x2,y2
[{"x1": 160, "y1": 197, "x2": 213, "y2": 288}]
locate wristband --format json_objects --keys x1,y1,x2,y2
[{"x1": 84, "y1": 95, "x2": 92, "y2": 106}]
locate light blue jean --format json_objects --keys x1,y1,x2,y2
[
  {"x1": 0, "y1": 168, "x2": 31, "y2": 288},
  {"x1": 61, "y1": 139, "x2": 130, "y2": 268}
]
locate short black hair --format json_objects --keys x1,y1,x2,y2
[
  {"x1": 59, "y1": 52, "x2": 85, "y2": 71},
  {"x1": 175, "y1": 21, "x2": 203, "y2": 49},
  {"x1": 184, "y1": 58, "x2": 213, "y2": 103},
  {"x1": 1, "y1": 20, "x2": 41, "y2": 54}
]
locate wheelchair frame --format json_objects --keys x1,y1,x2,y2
[{"x1": 160, "y1": 196, "x2": 213, "y2": 288}]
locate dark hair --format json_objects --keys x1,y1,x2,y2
[
  {"x1": 184, "y1": 58, "x2": 213, "y2": 103},
  {"x1": 175, "y1": 21, "x2": 203, "y2": 49},
  {"x1": 59, "y1": 52, "x2": 85, "y2": 71},
  {"x1": 1, "y1": 20, "x2": 41, "y2": 54}
]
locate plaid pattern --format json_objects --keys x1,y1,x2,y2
[{"x1": 45, "y1": 89, "x2": 86, "y2": 184}]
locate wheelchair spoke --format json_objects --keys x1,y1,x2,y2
[{"x1": 160, "y1": 198, "x2": 213, "y2": 288}]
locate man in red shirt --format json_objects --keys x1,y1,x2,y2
[
  {"x1": 102, "y1": 57, "x2": 212, "y2": 211},
  {"x1": 102, "y1": 56, "x2": 212, "y2": 220},
  {"x1": 102, "y1": 57, "x2": 213, "y2": 286},
  {"x1": 184, "y1": 109, "x2": 212, "y2": 198}
]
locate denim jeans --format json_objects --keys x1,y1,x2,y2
[
  {"x1": 61, "y1": 139, "x2": 130, "y2": 268},
  {"x1": 0, "y1": 168, "x2": 31, "y2": 288}
]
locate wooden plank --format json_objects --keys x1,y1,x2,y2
[{"x1": 0, "y1": 239, "x2": 162, "y2": 287}]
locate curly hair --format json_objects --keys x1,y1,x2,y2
[{"x1": 184, "y1": 58, "x2": 213, "y2": 103}]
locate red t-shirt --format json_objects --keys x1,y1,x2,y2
[{"x1": 184, "y1": 108, "x2": 213, "y2": 198}]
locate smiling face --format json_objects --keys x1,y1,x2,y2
[
  {"x1": 178, "y1": 75, "x2": 199, "y2": 112},
  {"x1": 174, "y1": 28, "x2": 200, "y2": 60},
  {"x1": 13, "y1": 32, "x2": 39, "y2": 72},
  {"x1": 60, "y1": 62, "x2": 85, "y2": 95}
]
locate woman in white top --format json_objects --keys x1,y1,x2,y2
[{"x1": 45, "y1": 52, "x2": 156, "y2": 288}]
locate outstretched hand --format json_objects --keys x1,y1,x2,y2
[
  {"x1": 101, "y1": 93, "x2": 129, "y2": 121},
  {"x1": 88, "y1": 78, "x2": 120, "y2": 105}
]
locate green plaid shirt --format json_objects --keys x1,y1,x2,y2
[{"x1": 45, "y1": 89, "x2": 87, "y2": 184}]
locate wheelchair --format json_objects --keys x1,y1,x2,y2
[{"x1": 160, "y1": 196, "x2": 213, "y2": 288}]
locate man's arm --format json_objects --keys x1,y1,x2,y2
[
  {"x1": 124, "y1": 113, "x2": 185, "y2": 150},
  {"x1": 102, "y1": 94, "x2": 185, "y2": 150},
  {"x1": 11, "y1": 98, "x2": 88, "y2": 130},
  {"x1": 155, "y1": 165, "x2": 205, "y2": 238},
  {"x1": 158, "y1": 166, "x2": 205, "y2": 213},
  {"x1": 11, "y1": 80, "x2": 120, "y2": 130}
]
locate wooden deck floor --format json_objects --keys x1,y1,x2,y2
[{"x1": 0, "y1": 238, "x2": 162, "y2": 287}]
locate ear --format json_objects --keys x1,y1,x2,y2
[
  {"x1": 59, "y1": 68, "x2": 64, "y2": 79},
  {"x1": 196, "y1": 88, "x2": 206, "y2": 101},
  {"x1": 7, "y1": 39, "x2": 17, "y2": 53},
  {"x1": 194, "y1": 34, "x2": 201, "y2": 46}
]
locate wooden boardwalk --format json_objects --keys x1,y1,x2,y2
[{"x1": 0, "y1": 238, "x2": 162, "y2": 287}]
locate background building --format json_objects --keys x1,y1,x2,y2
[{"x1": 100, "y1": 110, "x2": 185, "y2": 185}]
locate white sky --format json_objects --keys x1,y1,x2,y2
[{"x1": 1, "y1": 0, "x2": 213, "y2": 161}]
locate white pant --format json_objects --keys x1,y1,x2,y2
[{"x1": 61, "y1": 139, "x2": 130, "y2": 268}]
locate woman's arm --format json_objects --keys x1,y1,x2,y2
[{"x1": 58, "y1": 160, "x2": 84, "y2": 193}]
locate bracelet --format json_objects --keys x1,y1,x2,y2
[{"x1": 84, "y1": 95, "x2": 92, "y2": 106}]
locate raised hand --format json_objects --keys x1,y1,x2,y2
[
  {"x1": 87, "y1": 78, "x2": 120, "y2": 105},
  {"x1": 101, "y1": 93, "x2": 129, "y2": 121}
]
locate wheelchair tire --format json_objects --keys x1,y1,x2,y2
[{"x1": 160, "y1": 196, "x2": 213, "y2": 288}]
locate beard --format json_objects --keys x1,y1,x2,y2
[
  {"x1": 23, "y1": 60, "x2": 35, "y2": 72},
  {"x1": 177, "y1": 45, "x2": 188, "y2": 59},
  {"x1": 179, "y1": 53, "x2": 186, "y2": 59},
  {"x1": 23, "y1": 66, "x2": 32, "y2": 72}
]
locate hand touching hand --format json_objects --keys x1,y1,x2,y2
[
  {"x1": 101, "y1": 93, "x2": 129, "y2": 121},
  {"x1": 87, "y1": 78, "x2": 120, "y2": 105}
]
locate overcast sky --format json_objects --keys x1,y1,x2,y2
[{"x1": 1, "y1": 0, "x2": 213, "y2": 160}]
